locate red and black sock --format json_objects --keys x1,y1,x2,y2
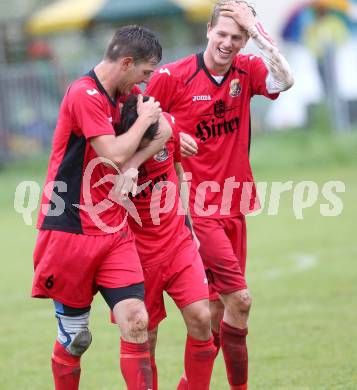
[
  {"x1": 220, "y1": 321, "x2": 248, "y2": 390},
  {"x1": 120, "y1": 339, "x2": 153, "y2": 390},
  {"x1": 184, "y1": 335, "x2": 216, "y2": 390},
  {"x1": 51, "y1": 340, "x2": 81, "y2": 390}
]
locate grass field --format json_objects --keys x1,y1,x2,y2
[{"x1": 0, "y1": 125, "x2": 356, "y2": 389}]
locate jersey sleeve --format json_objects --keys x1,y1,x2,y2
[
  {"x1": 249, "y1": 55, "x2": 279, "y2": 100},
  {"x1": 173, "y1": 134, "x2": 181, "y2": 163},
  {"x1": 162, "y1": 112, "x2": 181, "y2": 163},
  {"x1": 69, "y1": 87, "x2": 114, "y2": 139},
  {"x1": 145, "y1": 67, "x2": 178, "y2": 112}
]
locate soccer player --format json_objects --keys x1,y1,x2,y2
[
  {"x1": 115, "y1": 95, "x2": 216, "y2": 390},
  {"x1": 31, "y1": 26, "x2": 172, "y2": 390},
  {"x1": 145, "y1": 2, "x2": 294, "y2": 389}
]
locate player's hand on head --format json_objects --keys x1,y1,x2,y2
[
  {"x1": 180, "y1": 132, "x2": 198, "y2": 157},
  {"x1": 219, "y1": 1, "x2": 256, "y2": 32},
  {"x1": 137, "y1": 94, "x2": 162, "y2": 125}
]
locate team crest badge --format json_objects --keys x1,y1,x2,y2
[
  {"x1": 154, "y1": 146, "x2": 169, "y2": 162},
  {"x1": 230, "y1": 79, "x2": 241, "y2": 97}
]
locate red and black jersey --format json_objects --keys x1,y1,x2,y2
[
  {"x1": 146, "y1": 52, "x2": 278, "y2": 218},
  {"x1": 37, "y1": 70, "x2": 140, "y2": 235},
  {"x1": 128, "y1": 114, "x2": 186, "y2": 267}
]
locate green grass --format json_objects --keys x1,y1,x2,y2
[{"x1": 0, "y1": 126, "x2": 356, "y2": 389}]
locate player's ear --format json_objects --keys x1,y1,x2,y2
[
  {"x1": 121, "y1": 56, "x2": 135, "y2": 70},
  {"x1": 206, "y1": 22, "x2": 212, "y2": 39}
]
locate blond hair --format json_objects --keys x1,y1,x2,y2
[{"x1": 210, "y1": 1, "x2": 256, "y2": 27}]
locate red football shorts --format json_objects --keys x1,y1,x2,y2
[
  {"x1": 142, "y1": 231, "x2": 209, "y2": 330},
  {"x1": 32, "y1": 226, "x2": 143, "y2": 308},
  {"x1": 192, "y1": 215, "x2": 247, "y2": 296}
]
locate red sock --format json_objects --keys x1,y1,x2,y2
[
  {"x1": 51, "y1": 340, "x2": 81, "y2": 390},
  {"x1": 177, "y1": 329, "x2": 221, "y2": 390},
  {"x1": 184, "y1": 335, "x2": 216, "y2": 390},
  {"x1": 176, "y1": 375, "x2": 188, "y2": 390},
  {"x1": 176, "y1": 329, "x2": 221, "y2": 389},
  {"x1": 220, "y1": 321, "x2": 248, "y2": 388},
  {"x1": 150, "y1": 355, "x2": 158, "y2": 390},
  {"x1": 120, "y1": 339, "x2": 152, "y2": 390},
  {"x1": 212, "y1": 329, "x2": 221, "y2": 357}
]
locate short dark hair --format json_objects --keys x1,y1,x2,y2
[
  {"x1": 105, "y1": 25, "x2": 162, "y2": 64},
  {"x1": 210, "y1": 1, "x2": 256, "y2": 28},
  {"x1": 117, "y1": 94, "x2": 159, "y2": 142}
]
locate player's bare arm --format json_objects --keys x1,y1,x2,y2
[
  {"x1": 121, "y1": 113, "x2": 172, "y2": 172},
  {"x1": 220, "y1": 0, "x2": 294, "y2": 93},
  {"x1": 117, "y1": 113, "x2": 172, "y2": 195},
  {"x1": 90, "y1": 95, "x2": 162, "y2": 168},
  {"x1": 128, "y1": 113, "x2": 172, "y2": 167}
]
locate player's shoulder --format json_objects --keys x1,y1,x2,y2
[
  {"x1": 68, "y1": 75, "x2": 100, "y2": 100},
  {"x1": 233, "y1": 53, "x2": 264, "y2": 72},
  {"x1": 155, "y1": 53, "x2": 198, "y2": 81}
]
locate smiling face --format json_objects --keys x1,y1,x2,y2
[{"x1": 204, "y1": 15, "x2": 248, "y2": 74}]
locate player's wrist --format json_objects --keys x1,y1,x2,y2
[
  {"x1": 136, "y1": 114, "x2": 153, "y2": 131},
  {"x1": 246, "y1": 23, "x2": 258, "y2": 38}
]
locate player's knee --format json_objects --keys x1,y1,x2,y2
[
  {"x1": 187, "y1": 306, "x2": 211, "y2": 338},
  {"x1": 227, "y1": 290, "x2": 252, "y2": 315},
  {"x1": 55, "y1": 311, "x2": 92, "y2": 357},
  {"x1": 238, "y1": 290, "x2": 252, "y2": 313},
  {"x1": 126, "y1": 304, "x2": 149, "y2": 338},
  {"x1": 195, "y1": 307, "x2": 211, "y2": 328},
  {"x1": 113, "y1": 298, "x2": 149, "y2": 341}
]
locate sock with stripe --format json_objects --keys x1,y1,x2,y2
[
  {"x1": 177, "y1": 328, "x2": 221, "y2": 389},
  {"x1": 51, "y1": 340, "x2": 81, "y2": 390},
  {"x1": 120, "y1": 338, "x2": 153, "y2": 390}
]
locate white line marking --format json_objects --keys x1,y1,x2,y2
[{"x1": 259, "y1": 253, "x2": 319, "y2": 280}]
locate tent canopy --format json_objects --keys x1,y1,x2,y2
[{"x1": 26, "y1": 0, "x2": 213, "y2": 35}]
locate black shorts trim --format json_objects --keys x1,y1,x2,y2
[
  {"x1": 53, "y1": 300, "x2": 91, "y2": 316},
  {"x1": 99, "y1": 282, "x2": 145, "y2": 310}
]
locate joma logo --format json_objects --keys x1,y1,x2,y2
[{"x1": 192, "y1": 95, "x2": 212, "y2": 102}]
